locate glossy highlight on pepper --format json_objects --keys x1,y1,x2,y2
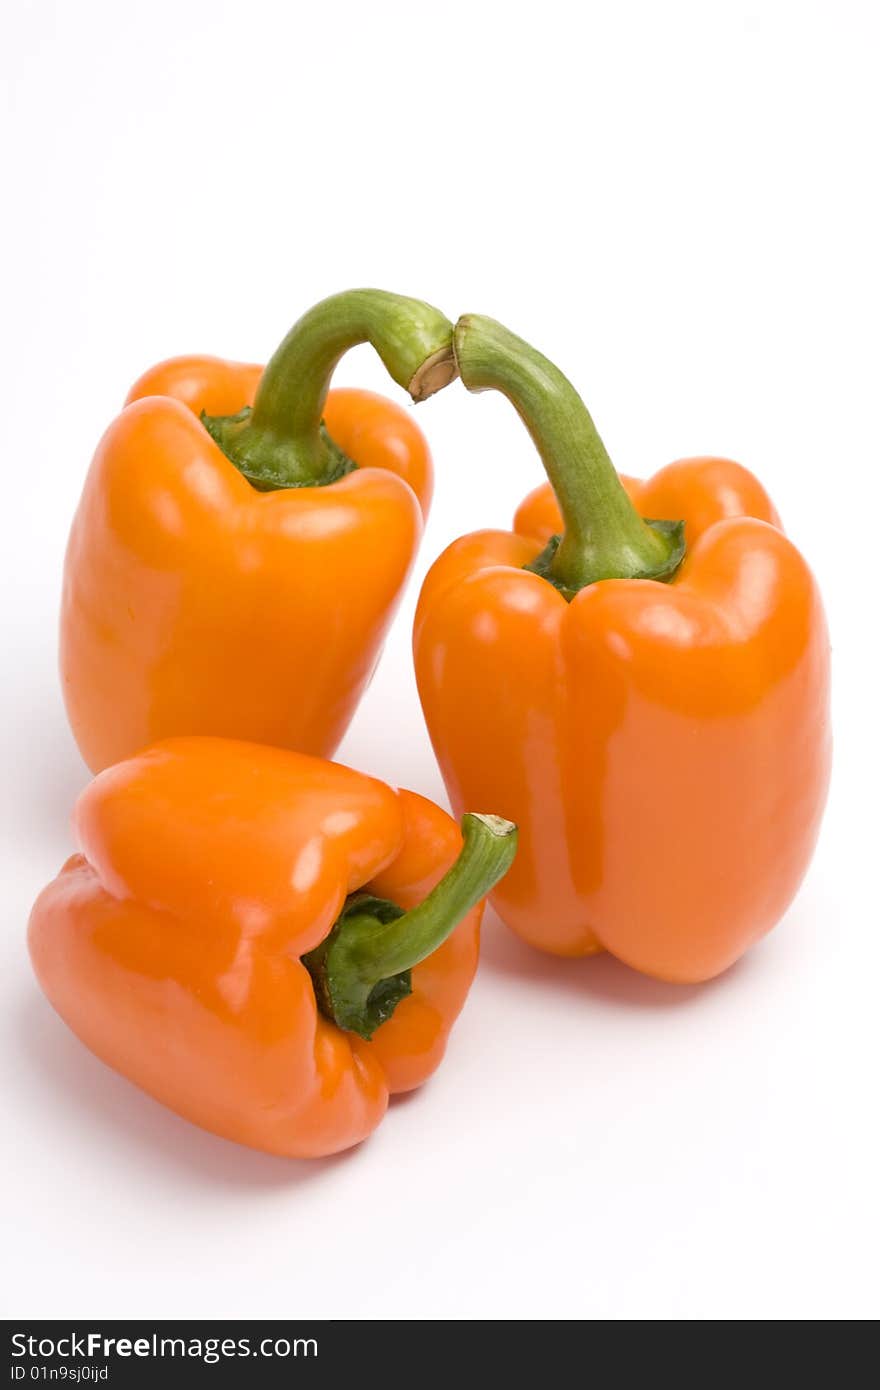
[
  {"x1": 414, "y1": 314, "x2": 831, "y2": 982},
  {"x1": 28, "y1": 738, "x2": 517, "y2": 1157},
  {"x1": 61, "y1": 290, "x2": 456, "y2": 773}
]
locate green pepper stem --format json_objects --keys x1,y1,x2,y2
[
  {"x1": 304, "y1": 813, "x2": 518, "y2": 1039},
  {"x1": 453, "y1": 314, "x2": 684, "y2": 595},
  {"x1": 202, "y1": 290, "x2": 457, "y2": 490}
]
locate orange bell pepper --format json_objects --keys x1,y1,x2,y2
[
  {"x1": 62, "y1": 290, "x2": 457, "y2": 773},
  {"x1": 414, "y1": 315, "x2": 831, "y2": 983},
  {"x1": 28, "y1": 738, "x2": 516, "y2": 1157}
]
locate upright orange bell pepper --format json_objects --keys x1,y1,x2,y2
[
  {"x1": 415, "y1": 314, "x2": 831, "y2": 983},
  {"x1": 62, "y1": 290, "x2": 457, "y2": 773},
  {"x1": 28, "y1": 738, "x2": 516, "y2": 1157}
]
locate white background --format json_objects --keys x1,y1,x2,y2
[{"x1": 1, "y1": 0, "x2": 877, "y2": 1321}]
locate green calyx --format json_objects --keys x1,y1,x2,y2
[
  {"x1": 304, "y1": 894, "x2": 412, "y2": 1040},
  {"x1": 202, "y1": 289, "x2": 457, "y2": 491},
  {"x1": 453, "y1": 314, "x2": 686, "y2": 596},
  {"x1": 303, "y1": 813, "x2": 518, "y2": 1040},
  {"x1": 202, "y1": 413, "x2": 356, "y2": 492},
  {"x1": 525, "y1": 520, "x2": 686, "y2": 600}
]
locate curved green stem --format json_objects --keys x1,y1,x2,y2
[
  {"x1": 454, "y1": 314, "x2": 684, "y2": 595},
  {"x1": 202, "y1": 290, "x2": 457, "y2": 490},
  {"x1": 304, "y1": 813, "x2": 517, "y2": 1040}
]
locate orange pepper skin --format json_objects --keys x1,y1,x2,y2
[
  {"x1": 61, "y1": 358, "x2": 432, "y2": 774},
  {"x1": 28, "y1": 739, "x2": 481, "y2": 1157},
  {"x1": 414, "y1": 458, "x2": 830, "y2": 982}
]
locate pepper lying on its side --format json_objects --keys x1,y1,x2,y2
[{"x1": 28, "y1": 739, "x2": 516, "y2": 1157}]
